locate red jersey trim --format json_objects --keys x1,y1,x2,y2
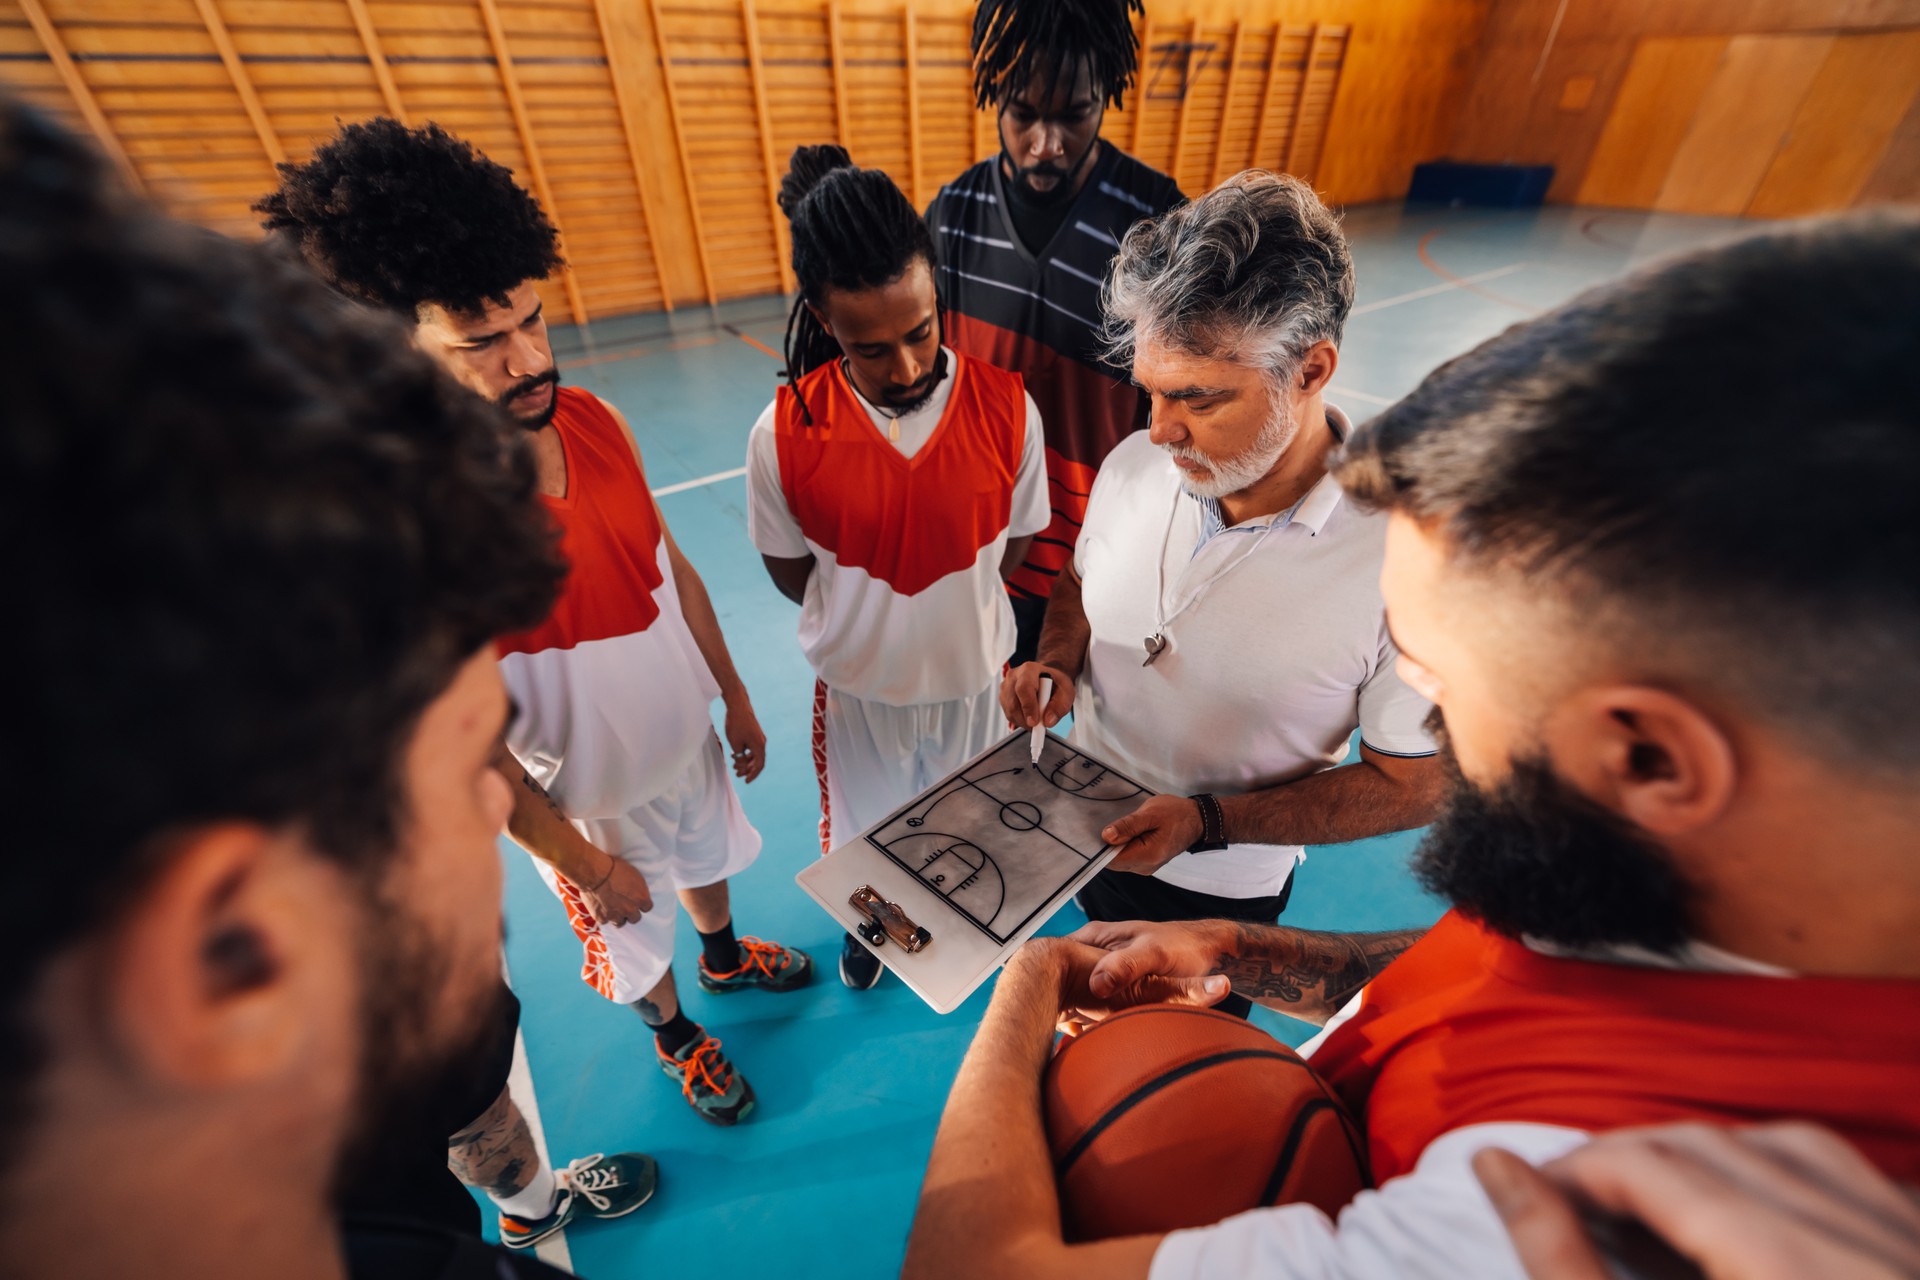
[
  {"x1": 1312, "y1": 910, "x2": 1920, "y2": 1184},
  {"x1": 943, "y1": 312, "x2": 1144, "y2": 602},
  {"x1": 496, "y1": 387, "x2": 665, "y2": 657},
  {"x1": 773, "y1": 352, "x2": 1025, "y2": 598}
]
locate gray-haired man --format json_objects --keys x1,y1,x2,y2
[{"x1": 1001, "y1": 172, "x2": 1443, "y2": 1014}]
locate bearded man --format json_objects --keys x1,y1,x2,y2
[
  {"x1": 260, "y1": 120, "x2": 811, "y2": 1244},
  {"x1": 1002, "y1": 173, "x2": 1443, "y2": 1015},
  {"x1": 918, "y1": 209, "x2": 1920, "y2": 1279},
  {"x1": 0, "y1": 99, "x2": 583, "y2": 1279}
]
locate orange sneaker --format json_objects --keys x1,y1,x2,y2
[
  {"x1": 656, "y1": 1031, "x2": 755, "y2": 1126},
  {"x1": 696, "y1": 936, "x2": 814, "y2": 994}
]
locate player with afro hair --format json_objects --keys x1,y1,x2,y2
[
  {"x1": 256, "y1": 117, "x2": 561, "y2": 318},
  {"x1": 260, "y1": 119, "x2": 816, "y2": 1247}
]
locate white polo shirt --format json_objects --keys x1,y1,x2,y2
[{"x1": 1069, "y1": 411, "x2": 1436, "y2": 899}]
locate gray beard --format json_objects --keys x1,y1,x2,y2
[{"x1": 1164, "y1": 398, "x2": 1298, "y2": 499}]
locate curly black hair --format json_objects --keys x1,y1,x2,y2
[
  {"x1": 972, "y1": 0, "x2": 1145, "y2": 111},
  {"x1": 1, "y1": 99, "x2": 564, "y2": 1167},
  {"x1": 254, "y1": 116, "x2": 562, "y2": 316},
  {"x1": 778, "y1": 144, "x2": 937, "y2": 419}
]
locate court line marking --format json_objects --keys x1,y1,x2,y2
[
  {"x1": 723, "y1": 322, "x2": 783, "y2": 360},
  {"x1": 1416, "y1": 232, "x2": 1540, "y2": 314},
  {"x1": 653, "y1": 465, "x2": 747, "y2": 497},
  {"x1": 559, "y1": 334, "x2": 721, "y2": 370},
  {"x1": 1350, "y1": 263, "x2": 1528, "y2": 316},
  {"x1": 507, "y1": 1019, "x2": 573, "y2": 1269},
  {"x1": 1330, "y1": 385, "x2": 1397, "y2": 407},
  {"x1": 497, "y1": 948, "x2": 569, "y2": 1266}
]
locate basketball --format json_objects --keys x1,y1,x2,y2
[{"x1": 1043, "y1": 1004, "x2": 1371, "y2": 1241}]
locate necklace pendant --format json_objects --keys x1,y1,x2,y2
[{"x1": 1142, "y1": 634, "x2": 1168, "y2": 667}]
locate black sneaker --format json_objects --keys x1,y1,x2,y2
[
  {"x1": 498, "y1": 1151, "x2": 659, "y2": 1250},
  {"x1": 839, "y1": 932, "x2": 882, "y2": 990}
]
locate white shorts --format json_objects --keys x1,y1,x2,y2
[
  {"x1": 810, "y1": 679, "x2": 1002, "y2": 853},
  {"x1": 531, "y1": 732, "x2": 761, "y2": 1004}
]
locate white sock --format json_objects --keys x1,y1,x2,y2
[{"x1": 489, "y1": 1160, "x2": 559, "y2": 1220}]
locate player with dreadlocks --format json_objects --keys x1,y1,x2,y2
[
  {"x1": 746, "y1": 146, "x2": 1049, "y2": 991},
  {"x1": 927, "y1": 0, "x2": 1184, "y2": 667},
  {"x1": 259, "y1": 119, "x2": 814, "y2": 1243}
]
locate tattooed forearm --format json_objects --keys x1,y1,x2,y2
[
  {"x1": 489, "y1": 738, "x2": 569, "y2": 824},
  {"x1": 447, "y1": 1084, "x2": 539, "y2": 1198},
  {"x1": 1213, "y1": 924, "x2": 1425, "y2": 1024},
  {"x1": 518, "y1": 766, "x2": 568, "y2": 823}
]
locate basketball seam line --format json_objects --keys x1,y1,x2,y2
[
  {"x1": 1255, "y1": 1096, "x2": 1338, "y2": 1206},
  {"x1": 1054, "y1": 1047, "x2": 1297, "y2": 1177}
]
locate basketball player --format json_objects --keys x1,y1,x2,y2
[
  {"x1": 904, "y1": 212, "x2": 1920, "y2": 1276},
  {"x1": 0, "y1": 99, "x2": 588, "y2": 1279},
  {"x1": 1002, "y1": 173, "x2": 1443, "y2": 1015},
  {"x1": 926, "y1": 0, "x2": 1184, "y2": 664},
  {"x1": 746, "y1": 146, "x2": 1049, "y2": 989},
  {"x1": 260, "y1": 121, "x2": 812, "y2": 1222}
]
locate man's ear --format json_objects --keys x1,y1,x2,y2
[
  {"x1": 807, "y1": 300, "x2": 835, "y2": 341},
  {"x1": 1543, "y1": 686, "x2": 1738, "y2": 836},
  {"x1": 106, "y1": 824, "x2": 333, "y2": 1088},
  {"x1": 1296, "y1": 339, "x2": 1338, "y2": 398}
]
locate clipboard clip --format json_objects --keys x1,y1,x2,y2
[{"x1": 849, "y1": 885, "x2": 932, "y2": 953}]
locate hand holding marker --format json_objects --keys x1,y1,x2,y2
[{"x1": 1030, "y1": 675, "x2": 1052, "y2": 764}]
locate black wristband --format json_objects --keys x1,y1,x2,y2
[{"x1": 1187, "y1": 793, "x2": 1228, "y2": 852}]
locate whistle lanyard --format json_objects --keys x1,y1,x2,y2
[{"x1": 1142, "y1": 486, "x2": 1303, "y2": 666}]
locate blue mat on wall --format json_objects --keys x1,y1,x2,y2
[{"x1": 1407, "y1": 160, "x2": 1554, "y2": 208}]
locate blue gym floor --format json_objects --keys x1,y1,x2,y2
[{"x1": 489, "y1": 203, "x2": 1759, "y2": 1277}]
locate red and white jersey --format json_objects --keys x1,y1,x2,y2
[
  {"x1": 746, "y1": 349, "x2": 1049, "y2": 706},
  {"x1": 497, "y1": 387, "x2": 719, "y2": 818},
  {"x1": 1149, "y1": 910, "x2": 1920, "y2": 1279}
]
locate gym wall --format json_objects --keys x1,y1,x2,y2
[
  {"x1": 1448, "y1": 0, "x2": 1920, "y2": 214},
  {"x1": 0, "y1": 0, "x2": 1488, "y2": 323}
]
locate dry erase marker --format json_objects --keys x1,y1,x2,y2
[{"x1": 1030, "y1": 675, "x2": 1052, "y2": 764}]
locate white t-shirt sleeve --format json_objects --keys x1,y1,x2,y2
[
  {"x1": 1010, "y1": 390, "x2": 1051, "y2": 539},
  {"x1": 744, "y1": 400, "x2": 810, "y2": 559},
  {"x1": 1357, "y1": 628, "x2": 1437, "y2": 757},
  {"x1": 1072, "y1": 432, "x2": 1135, "y2": 578},
  {"x1": 1148, "y1": 1123, "x2": 1590, "y2": 1280}
]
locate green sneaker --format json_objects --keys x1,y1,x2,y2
[
  {"x1": 657, "y1": 1031, "x2": 756, "y2": 1126},
  {"x1": 497, "y1": 1151, "x2": 659, "y2": 1250},
  {"x1": 696, "y1": 936, "x2": 814, "y2": 994}
]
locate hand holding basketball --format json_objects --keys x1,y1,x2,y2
[
  {"x1": 1069, "y1": 918, "x2": 1235, "y2": 1002},
  {"x1": 1030, "y1": 936, "x2": 1231, "y2": 1035},
  {"x1": 1044, "y1": 1004, "x2": 1372, "y2": 1240}
]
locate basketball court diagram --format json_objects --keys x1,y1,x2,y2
[{"x1": 863, "y1": 732, "x2": 1154, "y2": 946}]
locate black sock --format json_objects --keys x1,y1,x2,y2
[
  {"x1": 652, "y1": 1008, "x2": 702, "y2": 1057},
  {"x1": 698, "y1": 919, "x2": 740, "y2": 974}
]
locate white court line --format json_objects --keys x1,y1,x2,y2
[
  {"x1": 1330, "y1": 385, "x2": 1397, "y2": 407},
  {"x1": 652, "y1": 465, "x2": 746, "y2": 497},
  {"x1": 1350, "y1": 263, "x2": 1528, "y2": 316},
  {"x1": 505, "y1": 974, "x2": 573, "y2": 1270}
]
